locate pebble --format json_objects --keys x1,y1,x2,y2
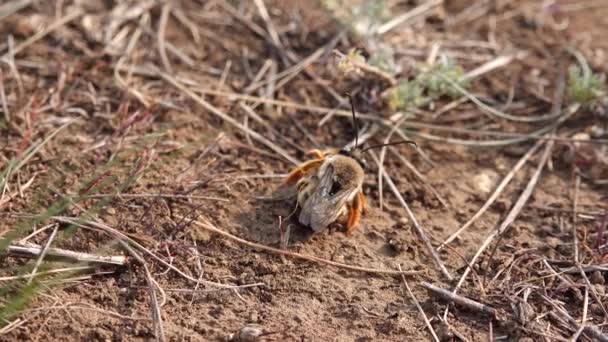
[
  {"x1": 594, "y1": 284, "x2": 605, "y2": 296},
  {"x1": 590, "y1": 270, "x2": 605, "y2": 285}
]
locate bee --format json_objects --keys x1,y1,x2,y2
[{"x1": 280, "y1": 94, "x2": 416, "y2": 235}]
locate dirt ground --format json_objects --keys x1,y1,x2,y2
[{"x1": 1, "y1": 1, "x2": 608, "y2": 341}]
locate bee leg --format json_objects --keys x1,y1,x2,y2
[
  {"x1": 305, "y1": 149, "x2": 326, "y2": 159},
  {"x1": 359, "y1": 192, "x2": 367, "y2": 215},
  {"x1": 284, "y1": 159, "x2": 324, "y2": 184},
  {"x1": 345, "y1": 192, "x2": 365, "y2": 235}
]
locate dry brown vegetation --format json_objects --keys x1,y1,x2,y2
[{"x1": 1, "y1": 0, "x2": 608, "y2": 341}]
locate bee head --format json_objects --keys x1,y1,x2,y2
[{"x1": 338, "y1": 148, "x2": 367, "y2": 168}]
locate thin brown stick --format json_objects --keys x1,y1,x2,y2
[
  {"x1": 421, "y1": 281, "x2": 497, "y2": 317},
  {"x1": 369, "y1": 151, "x2": 453, "y2": 280},
  {"x1": 6, "y1": 243, "x2": 127, "y2": 266},
  {"x1": 439, "y1": 139, "x2": 545, "y2": 249},
  {"x1": 398, "y1": 266, "x2": 440, "y2": 342},
  {"x1": 185, "y1": 216, "x2": 420, "y2": 276}
]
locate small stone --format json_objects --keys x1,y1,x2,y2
[
  {"x1": 518, "y1": 338, "x2": 534, "y2": 342},
  {"x1": 106, "y1": 207, "x2": 116, "y2": 215},
  {"x1": 545, "y1": 237, "x2": 561, "y2": 249},
  {"x1": 591, "y1": 303, "x2": 604, "y2": 316},
  {"x1": 594, "y1": 284, "x2": 605, "y2": 296},
  {"x1": 472, "y1": 171, "x2": 497, "y2": 195},
  {"x1": 590, "y1": 271, "x2": 605, "y2": 285},
  {"x1": 249, "y1": 312, "x2": 259, "y2": 323},
  {"x1": 228, "y1": 326, "x2": 264, "y2": 342}
]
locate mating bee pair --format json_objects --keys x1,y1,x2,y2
[{"x1": 278, "y1": 94, "x2": 416, "y2": 235}]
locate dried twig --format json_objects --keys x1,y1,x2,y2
[
  {"x1": 185, "y1": 216, "x2": 420, "y2": 276},
  {"x1": 376, "y1": 0, "x2": 443, "y2": 35},
  {"x1": 119, "y1": 241, "x2": 165, "y2": 342},
  {"x1": 54, "y1": 216, "x2": 265, "y2": 289},
  {"x1": 398, "y1": 266, "x2": 439, "y2": 342},
  {"x1": 157, "y1": 3, "x2": 173, "y2": 74},
  {"x1": 439, "y1": 139, "x2": 545, "y2": 249},
  {"x1": 369, "y1": 151, "x2": 453, "y2": 280},
  {"x1": 158, "y1": 70, "x2": 300, "y2": 165},
  {"x1": 0, "y1": 9, "x2": 83, "y2": 61},
  {"x1": 450, "y1": 138, "x2": 554, "y2": 296},
  {"x1": 421, "y1": 281, "x2": 497, "y2": 317},
  {"x1": 6, "y1": 243, "x2": 127, "y2": 266},
  {"x1": 544, "y1": 296, "x2": 608, "y2": 342}
]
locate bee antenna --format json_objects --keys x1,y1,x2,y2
[
  {"x1": 359, "y1": 140, "x2": 417, "y2": 153},
  {"x1": 345, "y1": 92, "x2": 359, "y2": 150}
]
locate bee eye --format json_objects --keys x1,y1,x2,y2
[{"x1": 329, "y1": 180, "x2": 342, "y2": 196}]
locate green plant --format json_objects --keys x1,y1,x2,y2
[
  {"x1": 568, "y1": 64, "x2": 604, "y2": 105},
  {"x1": 416, "y1": 60, "x2": 468, "y2": 99},
  {"x1": 386, "y1": 59, "x2": 469, "y2": 111},
  {"x1": 368, "y1": 45, "x2": 397, "y2": 75},
  {"x1": 386, "y1": 81, "x2": 425, "y2": 111},
  {"x1": 337, "y1": 48, "x2": 366, "y2": 74}
]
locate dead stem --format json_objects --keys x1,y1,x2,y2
[
  {"x1": 447, "y1": 137, "x2": 555, "y2": 317},
  {"x1": 421, "y1": 281, "x2": 497, "y2": 317},
  {"x1": 439, "y1": 139, "x2": 545, "y2": 250},
  {"x1": 369, "y1": 151, "x2": 453, "y2": 281},
  {"x1": 157, "y1": 3, "x2": 173, "y2": 74},
  {"x1": 0, "y1": 9, "x2": 83, "y2": 61},
  {"x1": 119, "y1": 241, "x2": 165, "y2": 342},
  {"x1": 184, "y1": 216, "x2": 421, "y2": 277},
  {"x1": 398, "y1": 265, "x2": 440, "y2": 342},
  {"x1": 25, "y1": 224, "x2": 58, "y2": 284},
  {"x1": 53, "y1": 216, "x2": 265, "y2": 289},
  {"x1": 7, "y1": 242, "x2": 127, "y2": 266},
  {"x1": 158, "y1": 69, "x2": 300, "y2": 165}
]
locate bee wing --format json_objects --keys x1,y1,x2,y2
[{"x1": 298, "y1": 164, "x2": 358, "y2": 232}]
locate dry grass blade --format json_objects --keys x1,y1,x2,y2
[
  {"x1": 185, "y1": 216, "x2": 420, "y2": 276},
  {"x1": 369, "y1": 151, "x2": 453, "y2": 281},
  {"x1": 0, "y1": 266, "x2": 95, "y2": 281},
  {"x1": 451, "y1": 137, "x2": 555, "y2": 294},
  {"x1": 119, "y1": 241, "x2": 165, "y2": 342},
  {"x1": 376, "y1": 0, "x2": 443, "y2": 35},
  {"x1": 544, "y1": 296, "x2": 608, "y2": 342},
  {"x1": 0, "y1": 9, "x2": 83, "y2": 61},
  {"x1": 0, "y1": 0, "x2": 32, "y2": 21},
  {"x1": 53, "y1": 216, "x2": 263, "y2": 289},
  {"x1": 439, "y1": 139, "x2": 545, "y2": 249},
  {"x1": 398, "y1": 266, "x2": 439, "y2": 342},
  {"x1": 157, "y1": 3, "x2": 173, "y2": 74},
  {"x1": 25, "y1": 225, "x2": 58, "y2": 284},
  {"x1": 158, "y1": 70, "x2": 300, "y2": 165}
]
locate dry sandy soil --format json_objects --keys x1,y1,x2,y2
[{"x1": 1, "y1": 0, "x2": 608, "y2": 341}]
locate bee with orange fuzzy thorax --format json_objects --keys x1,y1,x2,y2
[{"x1": 280, "y1": 94, "x2": 416, "y2": 235}]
